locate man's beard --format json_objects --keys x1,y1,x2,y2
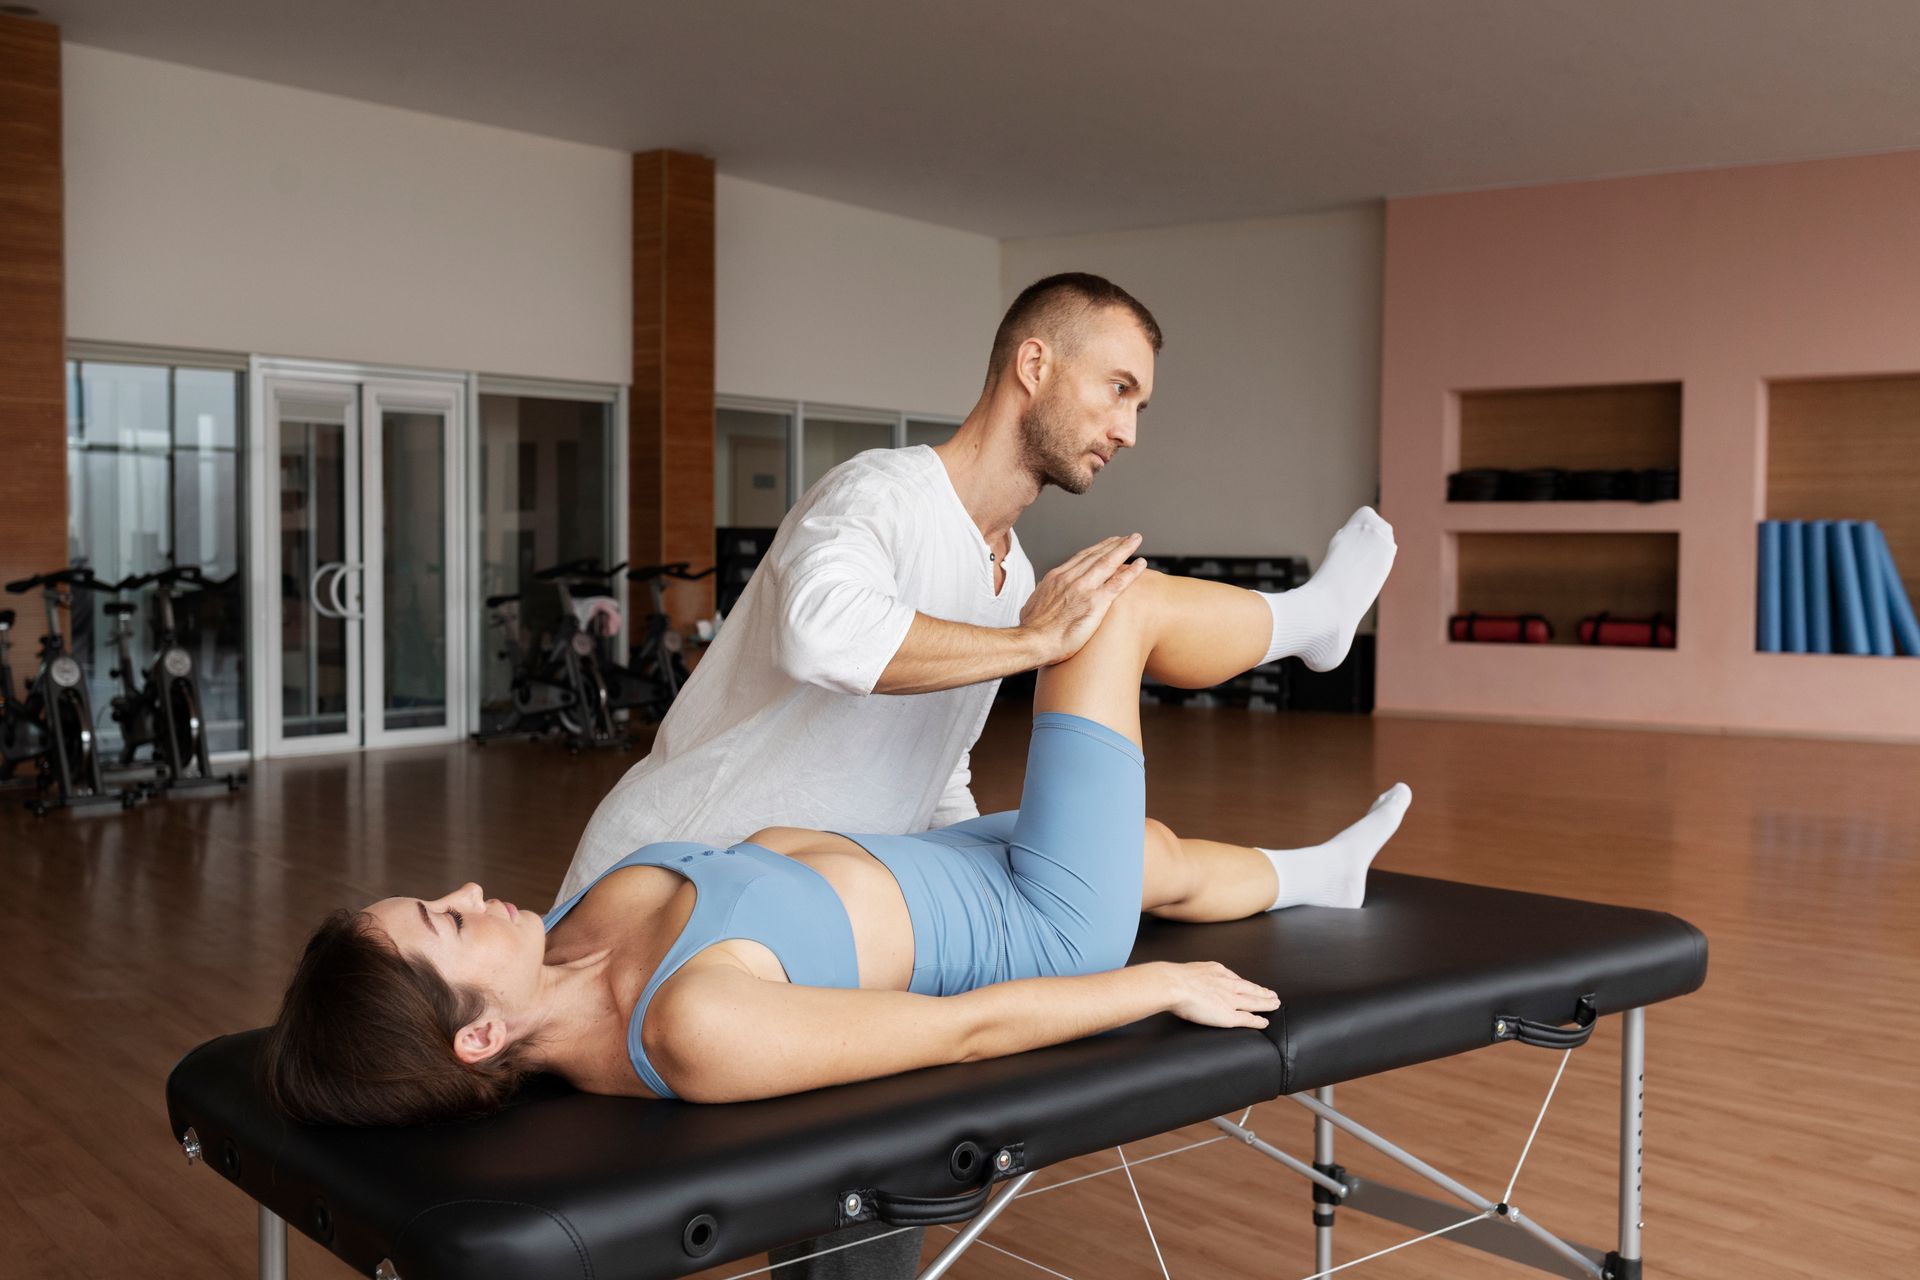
[{"x1": 1017, "y1": 394, "x2": 1094, "y2": 495}]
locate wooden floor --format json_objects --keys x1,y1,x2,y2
[{"x1": 2, "y1": 705, "x2": 1916, "y2": 1279}]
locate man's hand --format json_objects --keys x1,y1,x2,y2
[{"x1": 1018, "y1": 534, "x2": 1149, "y2": 666}]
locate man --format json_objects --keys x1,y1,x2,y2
[
  {"x1": 556, "y1": 272, "x2": 1160, "y2": 906},
  {"x1": 555, "y1": 271, "x2": 1160, "y2": 1279}
]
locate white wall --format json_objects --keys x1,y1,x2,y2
[
  {"x1": 63, "y1": 44, "x2": 631, "y2": 384},
  {"x1": 1000, "y1": 207, "x2": 1385, "y2": 577},
  {"x1": 715, "y1": 175, "x2": 1001, "y2": 416},
  {"x1": 61, "y1": 43, "x2": 1383, "y2": 580}
]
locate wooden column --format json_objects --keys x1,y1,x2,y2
[
  {"x1": 0, "y1": 16, "x2": 65, "y2": 639},
  {"x1": 630, "y1": 150, "x2": 715, "y2": 628}
]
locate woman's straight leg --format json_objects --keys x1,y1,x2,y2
[{"x1": 1137, "y1": 786, "x2": 1411, "y2": 921}]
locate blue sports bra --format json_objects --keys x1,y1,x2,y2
[{"x1": 542, "y1": 841, "x2": 861, "y2": 1099}]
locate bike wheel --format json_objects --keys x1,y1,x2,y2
[
  {"x1": 553, "y1": 678, "x2": 585, "y2": 736},
  {"x1": 55, "y1": 688, "x2": 102, "y2": 797},
  {"x1": 169, "y1": 680, "x2": 212, "y2": 777},
  {"x1": 580, "y1": 660, "x2": 614, "y2": 741}
]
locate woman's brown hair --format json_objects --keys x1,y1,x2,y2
[{"x1": 259, "y1": 909, "x2": 539, "y2": 1127}]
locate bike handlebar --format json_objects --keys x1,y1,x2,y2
[
  {"x1": 628, "y1": 562, "x2": 716, "y2": 583},
  {"x1": 116, "y1": 565, "x2": 238, "y2": 592},
  {"x1": 532, "y1": 559, "x2": 630, "y2": 583},
  {"x1": 5, "y1": 567, "x2": 114, "y2": 594}
]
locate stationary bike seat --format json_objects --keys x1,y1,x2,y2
[
  {"x1": 0, "y1": 609, "x2": 13, "y2": 628},
  {"x1": 486, "y1": 593, "x2": 520, "y2": 608},
  {"x1": 104, "y1": 602, "x2": 139, "y2": 617}
]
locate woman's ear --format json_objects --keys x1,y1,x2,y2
[{"x1": 453, "y1": 1013, "x2": 508, "y2": 1065}]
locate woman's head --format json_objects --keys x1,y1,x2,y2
[{"x1": 260, "y1": 883, "x2": 548, "y2": 1126}]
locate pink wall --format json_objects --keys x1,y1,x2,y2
[{"x1": 1378, "y1": 150, "x2": 1920, "y2": 740}]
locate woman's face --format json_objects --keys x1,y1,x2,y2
[{"x1": 364, "y1": 882, "x2": 547, "y2": 1012}]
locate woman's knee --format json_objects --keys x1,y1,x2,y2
[{"x1": 1106, "y1": 567, "x2": 1169, "y2": 630}]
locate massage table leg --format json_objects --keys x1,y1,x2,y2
[
  {"x1": 260, "y1": 1206, "x2": 286, "y2": 1280},
  {"x1": 1314, "y1": 1085, "x2": 1336, "y2": 1275},
  {"x1": 1616, "y1": 1005, "x2": 1645, "y2": 1280}
]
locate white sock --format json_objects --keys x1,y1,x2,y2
[
  {"x1": 1261, "y1": 507, "x2": 1397, "y2": 671},
  {"x1": 1261, "y1": 783, "x2": 1411, "y2": 910}
]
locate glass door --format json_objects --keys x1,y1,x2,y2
[
  {"x1": 266, "y1": 379, "x2": 360, "y2": 753},
  {"x1": 252, "y1": 367, "x2": 466, "y2": 755},
  {"x1": 363, "y1": 380, "x2": 464, "y2": 748}
]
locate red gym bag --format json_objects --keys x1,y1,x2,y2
[
  {"x1": 1448, "y1": 612, "x2": 1554, "y2": 644},
  {"x1": 1577, "y1": 613, "x2": 1676, "y2": 648}
]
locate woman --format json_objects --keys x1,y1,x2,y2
[{"x1": 263, "y1": 512, "x2": 1408, "y2": 1124}]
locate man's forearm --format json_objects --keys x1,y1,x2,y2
[{"x1": 872, "y1": 612, "x2": 1049, "y2": 695}]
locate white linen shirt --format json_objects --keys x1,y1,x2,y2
[{"x1": 554, "y1": 445, "x2": 1036, "y2": 906}]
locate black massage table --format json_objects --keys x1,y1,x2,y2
[{"x1": 166, "y1": 872, "x2": 1706, "y2": 1280}]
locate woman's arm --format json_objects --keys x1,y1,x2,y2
[{"x1": 645, "y1": 960, "x2": 1279, "y2": 1103}]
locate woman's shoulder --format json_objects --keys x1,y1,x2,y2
[{"x1": 546, "y1": 856, "x2": 688, "y2": 952}]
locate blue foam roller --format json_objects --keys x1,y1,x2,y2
[
  {"x1": 1870, "y1": 524, "x2": 1920, "y2": 657},
  {"x1": 1806, "y1": 521, "x2": 1832, "y2": 654},
  {"x1": 1757, "y1": 521, "x2": 1782, "y2": 653},
  {"x1": 1830, "y1": 521, "x2": 1870, "y2": 656},
  {"x1": 1855, "y1": 522, "x2": 1894, "y2": 656},
  {"x1": 1782, "y1": 521, "x2": 1807, "y2": 653}
]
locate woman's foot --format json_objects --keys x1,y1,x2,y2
[
  {"x1": 1260, "y1": 783, "x2": 1411, "y2": 910},
  {"x1": 1260, "y1": 507, "x2": 1398, "y2": 671}
]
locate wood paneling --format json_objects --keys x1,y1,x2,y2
[
  {"x1": 0, "y1": 16, "x2": 66, "y2": 640},
  {"x1": 1456, "y1": 531, "x2": 1679, "y2": 644},
  {"x1": 5, "y1": 707, "x2": 1917, "y2": 1277},
  {"x1": 1769, "y1": 374, "x2": 1920, "y2": 607},
  {"x1": 630, "y1": 150, "x2": 716, "y2": 628},
  {"x1": 1458, "y1": 382, "x2": 1682, "y2": 473}
]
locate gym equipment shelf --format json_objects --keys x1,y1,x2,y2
[{"x1": 1766, "y1": 374, "x2": 1920, "y2": 631}]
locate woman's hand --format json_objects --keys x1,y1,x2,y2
[{"x1": 1161, "y1": 961, "x2": 1279, "y2": 1029}]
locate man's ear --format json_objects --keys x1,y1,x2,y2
[
  {"x1": 1016, "y1": 336, "x2": 1051, "y2": 396},
  {"x1": 453, "y1": 1013, "x2": 508, "y2": 1065}
]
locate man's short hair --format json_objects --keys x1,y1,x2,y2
[{"x1": 986, "y1": 273, "x2": 1162, "y2": 388}]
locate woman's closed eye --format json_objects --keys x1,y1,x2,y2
[{"x1": 449, "y1": 909, "x2": 463, "y2": 933}]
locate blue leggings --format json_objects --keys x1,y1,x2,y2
[{"x1": 839, "y1": 712, "x2": 1146, "y2": 996}]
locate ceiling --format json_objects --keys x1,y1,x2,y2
[{"x1": 37, "y1": 0, "x2": 1920, "y2": 238}]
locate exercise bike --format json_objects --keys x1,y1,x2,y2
[
  {"x1": 104, "y1": 566, "x2": 247, "y2": 796},
  {"x1": 2, "y1": 567, "x2": 135, "y2": 814},
  {"x1": 0, "y1": 606, "x2": 50, "y2": 789},
  {"x1": 615, "y1": 562, "x2": 715, "y2": 720},
  {"x1": 471, "y1": 559, "x2": 632, "y2": 753}
]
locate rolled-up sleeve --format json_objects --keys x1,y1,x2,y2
[{"x1": 768, "y1": 495, "x2": 918, "y2": 696}]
